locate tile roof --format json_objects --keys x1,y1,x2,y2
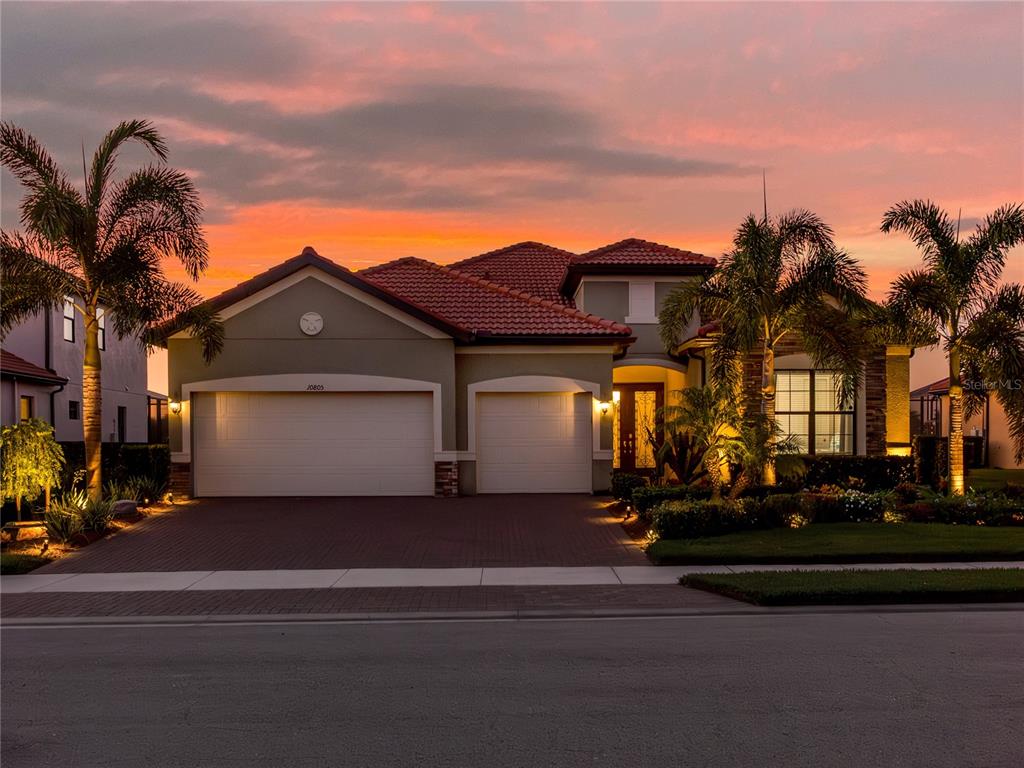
[
  {"x1": 168, "y1": 247, "x2": 471, "y2": 340},
  {"x1": 448, "y1": 241, "x2": 577, "y2": 303},
  {"x1": 911, "y1": 377, "x2": 951, "y2": 398},
  {"x1": 360, "y1": 257, "x2": 632, "y2": 339},
  {"x1": 575, "y1": 238, "x2": 716, "y2": 268},
  {"x1": 0, "y1": 350, "x2": 67, "y2": 385}
]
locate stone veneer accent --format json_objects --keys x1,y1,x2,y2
[
  {"x1": 434, "y1": 461, "x2": 459, "y2": 497},
  {"x1": 863, "y1": 347, "x2": 887, "y2": 455}
]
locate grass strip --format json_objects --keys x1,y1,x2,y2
[
  {"x1": 682, "y1": 568, "x2": 1024, "y2": 605},
  {"x1": 648, "y1": 523, "x2": 1024, "y2": 565},
  {"x1": 0, "y1": 553, "x2": 55, "y2": 575}
]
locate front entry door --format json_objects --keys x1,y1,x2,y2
[{"x1": 614, "y1": 384, "x2": 664, "y2": 474}]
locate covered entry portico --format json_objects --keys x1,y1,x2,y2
[{"x1": 611, "y1": 359, "x2": 697, "y2": 475}]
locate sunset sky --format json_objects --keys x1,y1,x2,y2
[{"x1": 2, "y1": 1, "x2": 1022, "y2": 390}]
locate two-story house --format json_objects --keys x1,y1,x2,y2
[{"x1": 1, "y1": 300, "x2": 152, "y2": 443}]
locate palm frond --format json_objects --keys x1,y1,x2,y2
[
  {"x1": 88, "y1": 120, "x2": 168, "y2": 213},
  {"x1": 887, "y1": 269, "x2": 950, "y2": 332},
  {"x1": 1, "y1": 122, "x2": 87, "y2": 244},
  {"x1": 658, "y1": 277, "x2": 706, "y2": 350},
  {"x1": 880, "y1": 199, "x2": 957, "y2": 269},
  {"x1": 961, "y1": 202, "x2": 1024, "y2": 294},
  {"x1": 0, "y1": 231, "x2": 75, "y2": 335}
]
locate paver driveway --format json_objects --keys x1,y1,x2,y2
[{"x1": 39, "y1": 495, "x2": 645, "y2": 573}]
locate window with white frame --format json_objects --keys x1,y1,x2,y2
[
  {"x1": 775, "y1": 370, "x2": 854, "y2": 455},
  {"x1": 63, "y1": 298, "x2": 75, "y2": 342},
  {"x1": 97, "y1": 309, "x2": 106, "y2": 351}
]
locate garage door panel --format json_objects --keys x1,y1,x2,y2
[
  {"x1": 194, "y1": 391, "x2": 434, "y2": 496},
  {"x1": 476, "y1": 392, "x2": 592, "y2": 494}
]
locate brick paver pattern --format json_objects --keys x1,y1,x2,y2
[{"x1": 38, "y1": 495, "x2": 645, "y2": 573}]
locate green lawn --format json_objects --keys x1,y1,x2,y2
[
  {"x1": 967, "y1": 468, "x2": 1024, "y2": 492},
  {"x1": 0, "y1": 552, "x2": 54, "y2": 575},
  {"x1": 647, "y1": 523, "x2": 1024, "y2": 565},
  {"x1": 682, "y1": 568, "x2": 1024, "y2": 605}
]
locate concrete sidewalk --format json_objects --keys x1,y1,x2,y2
[{"x1": 4, "y1": 561, "x2": 1021, "y2": 594}]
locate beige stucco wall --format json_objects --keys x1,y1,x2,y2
[
  {"x1": 167, "y1": 277, "x2": 457, "y2": 453},
  {"x1": 454, "y1": 350, "x2": 616, "y2": 494}
]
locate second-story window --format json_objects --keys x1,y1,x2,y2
[
  {"x1": 63, "y1": 298, "x2": 75, "y2": 342},
  {"x1": 97, "y1": 309, "x2": 106, "y2": 351}
]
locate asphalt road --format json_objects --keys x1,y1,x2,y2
[{"x1": 3, "y1": 610, "x2": 1022, "y2": 767}]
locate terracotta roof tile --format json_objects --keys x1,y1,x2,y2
[
  {"x1": 575, "y1": 238, "x2": 715, "y2": 267},
  {"x1": 361, "y1": 258, "x2": 632, "y2": 339},
  {"x1": 447, "y1": 241, "x2": 577, "y2": 303},
  {"x1": 0, "y1": 350, "x2": 67, "y2": 384}
]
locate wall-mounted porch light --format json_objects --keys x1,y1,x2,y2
[
  {"x1": 169, "y1": 400, "x2": 182, "y2": 415},
  {"x1": 598, "y1": 401, "x2": 612, "y2": 416}
]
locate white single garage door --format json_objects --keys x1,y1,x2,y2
[
  {"x1": 193, "y1": 391, "x2": 434, "y2": 496},
  {"x1": 476, "y1": 392, "x2": 592, "y2": 493}
]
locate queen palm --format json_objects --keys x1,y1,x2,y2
[
  {"x1": 882, "y1": 200, "x2": 1024, "y2": 495},
  {"x1": 660, "y1": 210, "x2": 868, "y2": 483},
  {"x1": 1, "y1": 120, "x2": 223, "y2": 501}
]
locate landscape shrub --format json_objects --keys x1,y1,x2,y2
[
  {"x1": 904, "y1": 494, "x2": 1024, "y2": 526},
  {"x1": 632, "y1": 484, "x2": 707, "y2": 518},
  {"x1": 58, "y1": 443, "x2": 170, "y2": 489},
  {"x1": 128, "y1": 475, "x2": 167, "y2": 507},
  {"x1": 44, "y1": 505, "x2": 85, "y2": 543},
  {"x1": 52, "y1": 489, "x2": 115, "y2": 533},
  {"x1": 802, "y1": 455, "x2": 913, "y2": 491},
  {"x1": 649, "y1": 497, "x2": 768, "y2": 540},
  {"x1": 610, "y1": 472, "x2": 646, "y2": 503}
]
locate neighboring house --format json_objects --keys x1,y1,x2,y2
[
  {"x1": 164, "y1": 240, "x2": 914, "y2": 498},
  {"x1": 911, "y1": 377, "x2": 1022, "y2": 469},
  {"x1": 0, "y1": 301, "x2": 149, "y2": 443}
]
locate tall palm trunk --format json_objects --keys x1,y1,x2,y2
[
  {"x1": 947, "y1": 346, "x2": 965, "y2": 496},
  {"x1": 761, "y1": 343, "x2": 777, "y2": 486},
  {"x1": 82, "y1": 306, "x2": 103, "y2": 502}
]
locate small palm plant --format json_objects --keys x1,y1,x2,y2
[
  {"x1": 1, "y1": 120, "x2": 223, "y2": 501},
  {"x1": 882, "y1": 200, "x2": 1024, "y2": 495},
  {"x1": 723, "y1": 414, "x2": 803, "y2": 500},
  {"x1": 660, "y1": 210, "x2": 868, "y2": 484},
  {"x1": 659, "y1": 384, "x2": 739, "y2": 500}
]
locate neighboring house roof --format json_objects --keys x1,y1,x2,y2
[
  {"x1": 448, "y1": 242, "x2": 578, "y2": 304},
  {"x1": 912, "y1": 377, "x2": 951, "y2": 398},
  {"x1": 360, "y1": 257, "x2": 633, "y2": 341},
  {"x1": 168, "y1": 247, "x2": 472, "y2": 341},
  {"x1": 562, "y1": 238, "x2": 715, "y2": 293},
  {"x1": 0, "y1": 350, "x2": 68, "y2": 386}
]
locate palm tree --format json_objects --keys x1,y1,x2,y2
[
  {"x1": 659, "y1": 384, "x2": 739, "y2": 500},
  {"x1": 1, "y1": 120, "x2": 223, "y2": 501},
  {"x1": 882, "y1": 200, "x2": 1024, "y2": 495},
  {"x1": 723, "y1": 413, "x2": 803, "y2": 500},
  {"x1": 660, "y1": 210, "x2": 868, "y2": 484}
]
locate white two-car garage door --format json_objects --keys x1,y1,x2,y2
[
  {"x1": 193, "y1": 391, "x2": 434, "y2": 496},
  {"x1": 476, "y1": 392, "x2": 592, "y2": 493}
]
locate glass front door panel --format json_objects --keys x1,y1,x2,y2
[
  {"x1": 614, "y1": 384, "x2": 663, "y2": 473},
  {"x1": 633, "y1": 390, "x2": 657, "y2": 469}
]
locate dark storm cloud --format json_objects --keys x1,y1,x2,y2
[{"x1": 1, "y1": 5, "x2": 754, "y2": 217}]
